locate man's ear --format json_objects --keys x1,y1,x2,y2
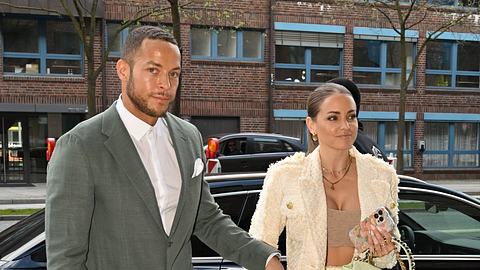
[{"x1": 116, "y1": 59, "x2": 130, "y2": 82}]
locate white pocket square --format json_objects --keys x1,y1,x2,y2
[{"x1": 192, "y1": 158, "x2": 204, "y2": 178}]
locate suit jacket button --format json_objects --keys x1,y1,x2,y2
[{"x1": 168, "y1": 241, "x2": 173, "y2": 247}]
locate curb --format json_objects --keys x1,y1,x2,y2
[
  {"x1": 0, "y1": 215, "x2": 28, "y2": 221},
  {"x1": 0, "y1": 199, "x2": 45, "y2": 205}
]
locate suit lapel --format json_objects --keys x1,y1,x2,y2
[
  {"x1": 164, "y1": 113, "x2": 193, "y2": 236},
  {"x1": 101, "y1": 104, "x2": 166, "y2": 237}
]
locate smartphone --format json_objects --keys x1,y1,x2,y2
[{"x1": 349, "y1": 207, "x2": 395, "y2": 252}]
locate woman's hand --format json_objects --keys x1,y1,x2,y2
[{"x1": 359, "y1": 218, "x2": 395, "y2": 257}]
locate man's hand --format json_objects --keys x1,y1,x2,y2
[{"x1": 266, "y1": 256, "x2": 284, "y2": 270}]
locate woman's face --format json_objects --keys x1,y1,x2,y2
[{"x1": 307, "y1": 93, "x2": 358, "y2": 151}]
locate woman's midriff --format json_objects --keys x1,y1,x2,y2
[{"x1": 326, "y1": 246, "x2": 355, "y2": 266}]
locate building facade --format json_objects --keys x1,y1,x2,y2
[{"x1": 1, "y1": 0, "x2": 480, "y2": 184}]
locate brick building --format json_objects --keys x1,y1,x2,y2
[{"x1": 1, "y1": 0, "x2": 480, "y2": 184}]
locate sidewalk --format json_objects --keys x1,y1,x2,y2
[{"x1": 0, "y1": 183, "x2": 46, "y2": 206}]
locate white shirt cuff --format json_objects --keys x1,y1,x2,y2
[{"x1": 265, "y1": 252, "x2": 281, "y2": 267}]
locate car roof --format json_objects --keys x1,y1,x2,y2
[{"x1": 212, "y1": 133, "x2": 302, "y2": 142}]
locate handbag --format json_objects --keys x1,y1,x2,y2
[{"x1": 342, "y1": 237, "x2": 415, "y2": 270}]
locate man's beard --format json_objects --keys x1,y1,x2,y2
[{"x1": 126, "y1": 75, "x2": 169, "y2": 118}]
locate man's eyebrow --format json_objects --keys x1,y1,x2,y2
[{"x1": 145, "y1": 61, "x2": 181, "y2": 70}]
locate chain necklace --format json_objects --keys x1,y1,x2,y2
[{"x1": 321, "y1": 155, "x2": 352, "y2": 190}]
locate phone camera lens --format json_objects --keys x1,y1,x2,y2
[
  {"x1": 379, "y1": 217, "x2": 384, "y2": 222},
  {"x1": 378, "y1": 210, "x2": 383, "y2": 215},
  {"x1": 374, "y1": 214, "x2": 379, "y2": 218}
]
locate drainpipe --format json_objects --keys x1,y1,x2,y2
[{"x1": 268, "y1": 0, "x2": 276, "y2": 132}]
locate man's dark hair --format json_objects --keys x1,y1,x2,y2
[
  {"x1": 122, "y1": 25, "x2": 178, "y2": 64},
  {"x1": 328, "y1": 78, "x2": 361, "y2": 116}
]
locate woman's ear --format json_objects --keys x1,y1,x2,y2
[{"x1": 306, "y1": 116, "x2": 316, "y2": 135}]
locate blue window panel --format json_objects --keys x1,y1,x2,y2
[
  {"x1": 190, "y1": 28, "x2": 263, "y2": 61},
  {"x1": 353, "y1": 27, "x2": 419, "y2": 38},
  {"x1": 424, "y1": 112, "x2": 480, "y2": 122},
  {"x1": 3, "y1": 17, "x2": 83, "y2": 76},
  {"x1": 274, "y1": 22, "x2": 345, "y2": 34},
  {"x1": 427, "y1": 31, "x2": 480, "y2": 41},
  {"x1": 353, "y1": 40, "x2": 416, "y2": 86},
  {"x1": 275, "y1": 48, "x2": 342, "y2": 83}
]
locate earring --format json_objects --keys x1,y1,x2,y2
[{"x1": 312, "y1": 133, "x2": 318, "y2": 142}]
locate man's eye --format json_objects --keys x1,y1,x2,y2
[
  {"x1": 170, "y1": 71, "x2": 180, "y2": 78},
  {"x1": 148, "y1": 68, "x2": 157, "y2": 73}
]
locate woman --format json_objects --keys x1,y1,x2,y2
[{"x1": 249, "y1": 83, "x2": 400, "y2": 270}]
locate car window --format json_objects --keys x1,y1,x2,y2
[
  {"x1": 399, "y1": 192, "x2": 480, "y2": 255},
  {"x1": 192, "y1": 193, "x2": 248, "y2": 257},
  {"x1": 252, "y1": 138, "x2": 285, "y2": 153},
  {"x1": 282, "y1": 141, "x2": 294, "y2": 151},
  {"x1": 220, "y1": 138, "x2": 246, "y2": 156}
]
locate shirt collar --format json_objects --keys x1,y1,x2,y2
[{"x1": 116, "y1": 95, "x2": 163, "y2": 141}]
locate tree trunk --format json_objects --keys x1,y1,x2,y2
[{"x1": 169, "y1": 0, "x2": 182, "y2": 117}]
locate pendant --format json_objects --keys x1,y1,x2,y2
[{"x1": 330, "y1": 184, "x2": 335, "y2": 190}]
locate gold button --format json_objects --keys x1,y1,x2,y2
[
  {"x1": 390, "y1": 202, "x2": 396, "y2": 209},
  {"x1": 287, "y1": 202, "x2": 293, "y2": 209}
]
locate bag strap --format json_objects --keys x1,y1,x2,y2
[{"x1": 392, "y1": 237, "x2": 415, "y2": 270}]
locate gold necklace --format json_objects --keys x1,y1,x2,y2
[{"x1": 321, "y1": 156, "x2": 352, "y2": 190}]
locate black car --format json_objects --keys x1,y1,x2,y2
[
  {"x1": 1, "y1": 174, "x2": 480, "y2": 269},
  {"x1": 209, "y1": 133, "x2": 306, "y2": 172}
]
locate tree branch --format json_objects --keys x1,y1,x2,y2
[{"x1": 0, "y1": 1, "x2": 63, "y2": 16}]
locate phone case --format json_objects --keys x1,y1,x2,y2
[{"x1": 349, "y1": 207, "x2": 395, "y2": 252}]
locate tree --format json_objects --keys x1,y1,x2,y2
[{"x1": 353, "y1": 0, "x2": 479, "y2": 173}]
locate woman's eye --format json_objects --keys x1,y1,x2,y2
[
  {"x1": 327, "y1": 116, "x2": 337, "y2": 121},
  {"x1": 348, "y1": 115, "x2": 357, "y2": 121}
]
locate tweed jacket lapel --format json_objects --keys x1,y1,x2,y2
[
  {"x1": 101, "y1": 103, "x2": 167, "y2": 237},
  {"x1": 299, "y1": 146, "x2": 328, "y2": 265}
]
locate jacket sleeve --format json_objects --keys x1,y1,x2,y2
[
  {"x1": 46, "y1": 133, "x2": 93, "y2": 270},
  {"x1": 192, "y1": 130, "x2": 276, "y2": 270},
  {"x1": 249, "y1": 166, "x2": 286, "y2": 250},
  {"x1": 372, "y1": 170, "x2": 401, "y2": 269}
]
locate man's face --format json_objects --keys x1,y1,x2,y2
[{"x1": 117, "y1": 39, "x2": 181, "y2": 125}]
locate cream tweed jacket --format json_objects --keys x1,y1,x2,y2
[{"x1": 249, "y1": 146, "x2": 400, "y2": 270}]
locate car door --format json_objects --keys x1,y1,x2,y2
[
  {"x1": 398, "y1": 187, "x2": 480, "y2": 269},
  {"x1": 246, "y1": 137, "x2": 291, "y2": 172},
  {"x1": 217, "y1": 137, "x2": 249, "y2": 172},
  {"x1": 192, "y1": 183, "x2": 249, "y2": 269}
]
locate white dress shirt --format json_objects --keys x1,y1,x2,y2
[{"x1": 116, "y1": 97, "x2": 182, "y2": 236}]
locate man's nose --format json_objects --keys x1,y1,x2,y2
[{"x1": 156, "y1": 71, "x2": 171, "y2": 88}]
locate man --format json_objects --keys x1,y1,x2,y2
[
  {"x1": 46, "y1": 26, "x2": 283, "y2": 270},
  {"x1": 328, "y1": 78, "x2": 388, "y2": 162}
]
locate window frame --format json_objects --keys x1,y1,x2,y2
[
  {"x1": 353, "y1": 39, "x2": 416, "y2": 87},
  {"x1": 425, "y1": 40, "x2": 480, "y2": 89},
  {"x1": 274, "y1": 46, "x2": 343, "y2": 84},
  {"x1": 423, "y1": 121, "x2": 480, "y2": 168},
  {"x1": 2, "y1": 17, "x2": 84, "y2": 76},
  {"x1": 190, "y1": 27, "x2": 264, "y2": 61},
  {"x1": 362, "y1": 120, "x2": 415, "y2": 168}
]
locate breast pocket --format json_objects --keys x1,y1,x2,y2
[{"x1": 280, "y1": 195, "x2": 305, "y2": 219}]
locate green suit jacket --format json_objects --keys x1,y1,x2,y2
[{"x1": 46, "y1": 104, "x2": 275, "y2": 270}]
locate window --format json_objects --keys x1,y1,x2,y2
[
  {"x1": 428, "y1": 0, "x2": 479, "y2": 7},
  {"x1": 399, "y1": 192, "x2": 480, "y2": 255},
  {"x1": 353, "y1": 40, "x2": 415, "y2": 86},
  {"x1": 426, "y1": 40, "x2": 480, "y2": 88},
  {"x1": 362, "y1": 121, "x2": 414, "y2": 167},
  {"x1": 423, "y1": 122, "x2": 480, "y2": 168},
  {"x1": 190, "y1": 27, "x2": 263, "y2": 61},
  {"x1": 2, "y1": 18, "x2": 82, "y2": 75},
  {"x1": 275, "y1": 31, "x2": 343, "y2": 83}
]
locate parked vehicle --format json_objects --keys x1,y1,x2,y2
[
  {"x1": 1, "y1": 174, "x2": 480, "y2": 269},
  {"x1": 205, "y1": 133, "x2": 306, "y2": 174}
]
